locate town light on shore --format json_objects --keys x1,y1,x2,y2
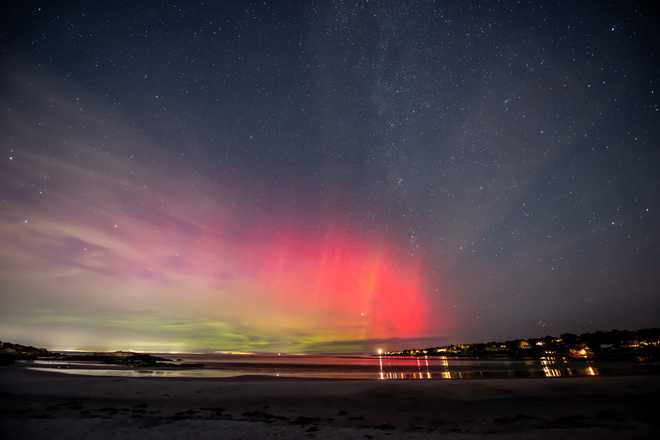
[{"x1": 377, "y1": 348, "x2": 383, "y2": 355}]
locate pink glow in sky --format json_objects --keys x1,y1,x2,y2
[{"x1": 0, "y1": 78, "x2": 449, "y2": 352}]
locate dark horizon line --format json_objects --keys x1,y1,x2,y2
[{"x1": 4, "y1": 327, "x2": 659, "y2": 356}]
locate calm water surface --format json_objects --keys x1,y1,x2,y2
[{"x1": 26, "y1": 353, "x2": 658, "y2": 380}]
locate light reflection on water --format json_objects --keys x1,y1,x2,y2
[{"x1": 23, "y1": 353, "x2": 616, "y2": 380}]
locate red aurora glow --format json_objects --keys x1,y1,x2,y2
[
  {"x1": 184, "y1": 218, "x2": 432, "y2": 341},
  {"x1": 0, "y1": 130, "x2": 443, "y2": 352},
  {"x1": 246, "y1": 225, "x2": 430, "y2": 340}
]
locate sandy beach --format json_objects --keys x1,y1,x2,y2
[{"x1": 1, "y1": 366, "x2": 659, "y2": 439}]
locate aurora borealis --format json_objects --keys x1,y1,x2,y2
[
  {"x1": 0, "y1": 87, "x2": 438, "y2": 352},
  {"x1": 0, "y1": 68, "x2": 440, "y2": 352},
  {"x1": 2, "y1": 1, "x2": 660, "y2": 353}
]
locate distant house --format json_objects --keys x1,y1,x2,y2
[{"x1": 569, "y1": 347, "x2": 591, "y2": 358}]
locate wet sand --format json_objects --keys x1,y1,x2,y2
[{"x1": 1, "y1": 366, "x2": 659, "y2": 439}]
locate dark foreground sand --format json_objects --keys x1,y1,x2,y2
[{"x1": 1, "y1": 367, "x2": 659, "y2": 439}]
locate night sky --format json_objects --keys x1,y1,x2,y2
[{"x1": 1, "y1": 1, "x2": 659, "y2": 353}]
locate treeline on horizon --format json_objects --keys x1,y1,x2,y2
[
  {"x1": 0, "y1": 341, "x2": 207, "y2": 367},
  {"x1": 2, "y1": 327, "x2": 660, "y2": 362},
  {"x1": 387, "y1": 328, "x2": 660, "y2": 359},
  {"x1": 0, "y1": 341, "x2": 49, "y2": 365}
]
